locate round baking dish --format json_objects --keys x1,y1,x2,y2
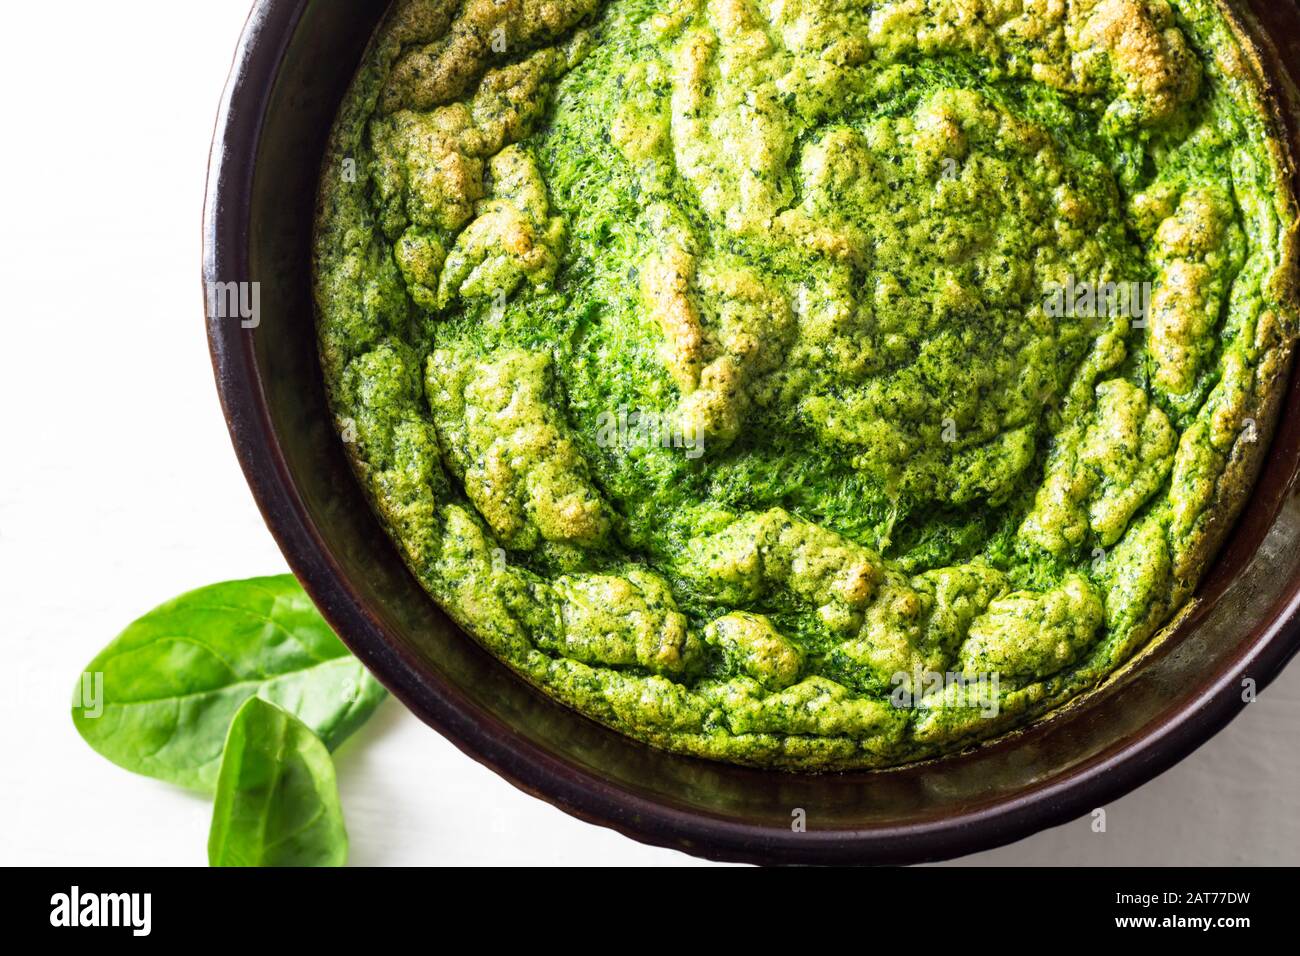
[{"x1": 204, "y1": 0, "x2": 1300, "y2": 865}]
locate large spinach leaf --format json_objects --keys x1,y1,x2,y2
[
  {"x1": 72, "y1": 575, "x2": 386, "y2": 792},
  {"x1": 208, "y1": 696, "x2": 348, "y2": 867}
]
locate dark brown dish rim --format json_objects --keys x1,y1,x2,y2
[{"x1": 204, "y1": 0, "x2": 1300, "y2": 865}]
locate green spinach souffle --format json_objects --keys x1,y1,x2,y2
[{"x1": 315, "y1": 0, "x2": 1299, "y2": 769}]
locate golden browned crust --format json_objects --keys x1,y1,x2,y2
[{"x1": 1165, "y1": 0, "x2": 1299, "y2": 603}]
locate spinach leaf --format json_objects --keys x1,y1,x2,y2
[
  {"x1": 72, "y1": 574, "x2": 386, "y2": 792},
  {"x1": 208, "y1": 697, "x2": 348, "y2": 867}
]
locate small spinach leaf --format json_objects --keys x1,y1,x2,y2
[
  {"x1": 208, "y1": 697, "x2": 348, "y2": 867},
  {"x1": 72, "y1": 575, "x2": 386, "y2": 792}
]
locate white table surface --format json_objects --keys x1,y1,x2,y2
[{"x1": 2, "y1": 0, "x2": 1296, "y2": 867}]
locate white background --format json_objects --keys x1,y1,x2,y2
[{"x1": 1, "y1": 0, "x2": 1297, "y2": 867}]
